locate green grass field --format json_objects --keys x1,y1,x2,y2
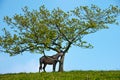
[{"x1": 0, "y1": 71, "x2": 120, "y2": 80}]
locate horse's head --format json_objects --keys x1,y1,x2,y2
[
  {"x1": 57, "y1": 50, "x2": 64, "y2": 56},
  {"x1": 52, "y1": 51, "x2": 63, "y2": 59}
]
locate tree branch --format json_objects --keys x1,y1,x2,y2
[
  {"x1": 71, "y1": 27, "x2": 90, "y2": 42},
  {"x1": 56, "y1": 25, "x2": 70, "y2": 43},
  {"x1": 63, "y1": 42, "x2": 72, "y2": 54},
  {"x1": 47, "y1": 46, "x2": 59, "y2": 52},
  {"x1": 52, "y1": 33, "x2": 62, "y2": 48},
  {"x1": 52, "y1": 42, "x2": 62, "y2": 48}
]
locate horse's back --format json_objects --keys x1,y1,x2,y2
[{"x1": 40, "y1": 56, "x2": 57, "y2": 64}]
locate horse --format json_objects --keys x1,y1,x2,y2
[{"x1": 39, "y1": 52, "x2": 63, "y2": 72}]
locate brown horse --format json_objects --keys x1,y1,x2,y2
[{"x1": 39, "y1": 52, "x2": 63, "y2": 72}]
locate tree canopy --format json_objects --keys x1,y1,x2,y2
[{"x1": 0, "y1": 5, "x2": 120, "y2": 56}]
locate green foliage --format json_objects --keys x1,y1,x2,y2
[
  {"x1": 0, "y1": 5, "x2": 120, "y2": 55},
  {"x1": 0, "y1": 71, "x2": 120, "y2": 80}
]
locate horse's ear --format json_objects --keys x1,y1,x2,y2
[{"x1": 58, "y1": 50, "x2": 63, "y2": 53}]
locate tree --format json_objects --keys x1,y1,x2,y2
[{"x1": 0, "y1": 5, "x2": 120, "y2": 72}]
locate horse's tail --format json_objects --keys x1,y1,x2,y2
[{"x1": 39, "y1": 58, "x2": 42, "y2": 72}]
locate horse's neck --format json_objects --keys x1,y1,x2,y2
[{"x1": 52, "y1": 54, "x2": 60, "y2": 59}]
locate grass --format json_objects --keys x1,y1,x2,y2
[{"x1": 0, "y1": 71, "x2": 120, "y2": 80}]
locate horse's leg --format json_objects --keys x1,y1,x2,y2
[
  {"x1": 39, "y1": 64, "x2": 42, "y2": 72},
  {"x1": 39, "y1": 60, "x2": 42, "y2": 73},
  {"x1": 53, "y1": 62, "x2": 57, "y2": 72},
  {"x1": 43, "y1": 64, "x2": 47, "y2": 72}
]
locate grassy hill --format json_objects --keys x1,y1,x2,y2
[{"x1": 0, "y1": 71, "x2": 120, "y2": 80}]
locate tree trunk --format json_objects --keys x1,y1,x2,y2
[
  {"x1": 58, "y1": 55, "x2": 65, "y2": 72},
  {"x1": 58, "y1": 42, "x2": 72, "y2": 72}
]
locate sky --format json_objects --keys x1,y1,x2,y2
[{"x1": 0, "y1": 0, "x2": 120, "y2": 74}]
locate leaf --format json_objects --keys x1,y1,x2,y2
[{"x1": 0, "y1": 5, "x2": 120, "y2": 55}]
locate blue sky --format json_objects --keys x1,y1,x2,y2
[{"x1": 0, "y1": 0, "x2": 120, "y2": 74}]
